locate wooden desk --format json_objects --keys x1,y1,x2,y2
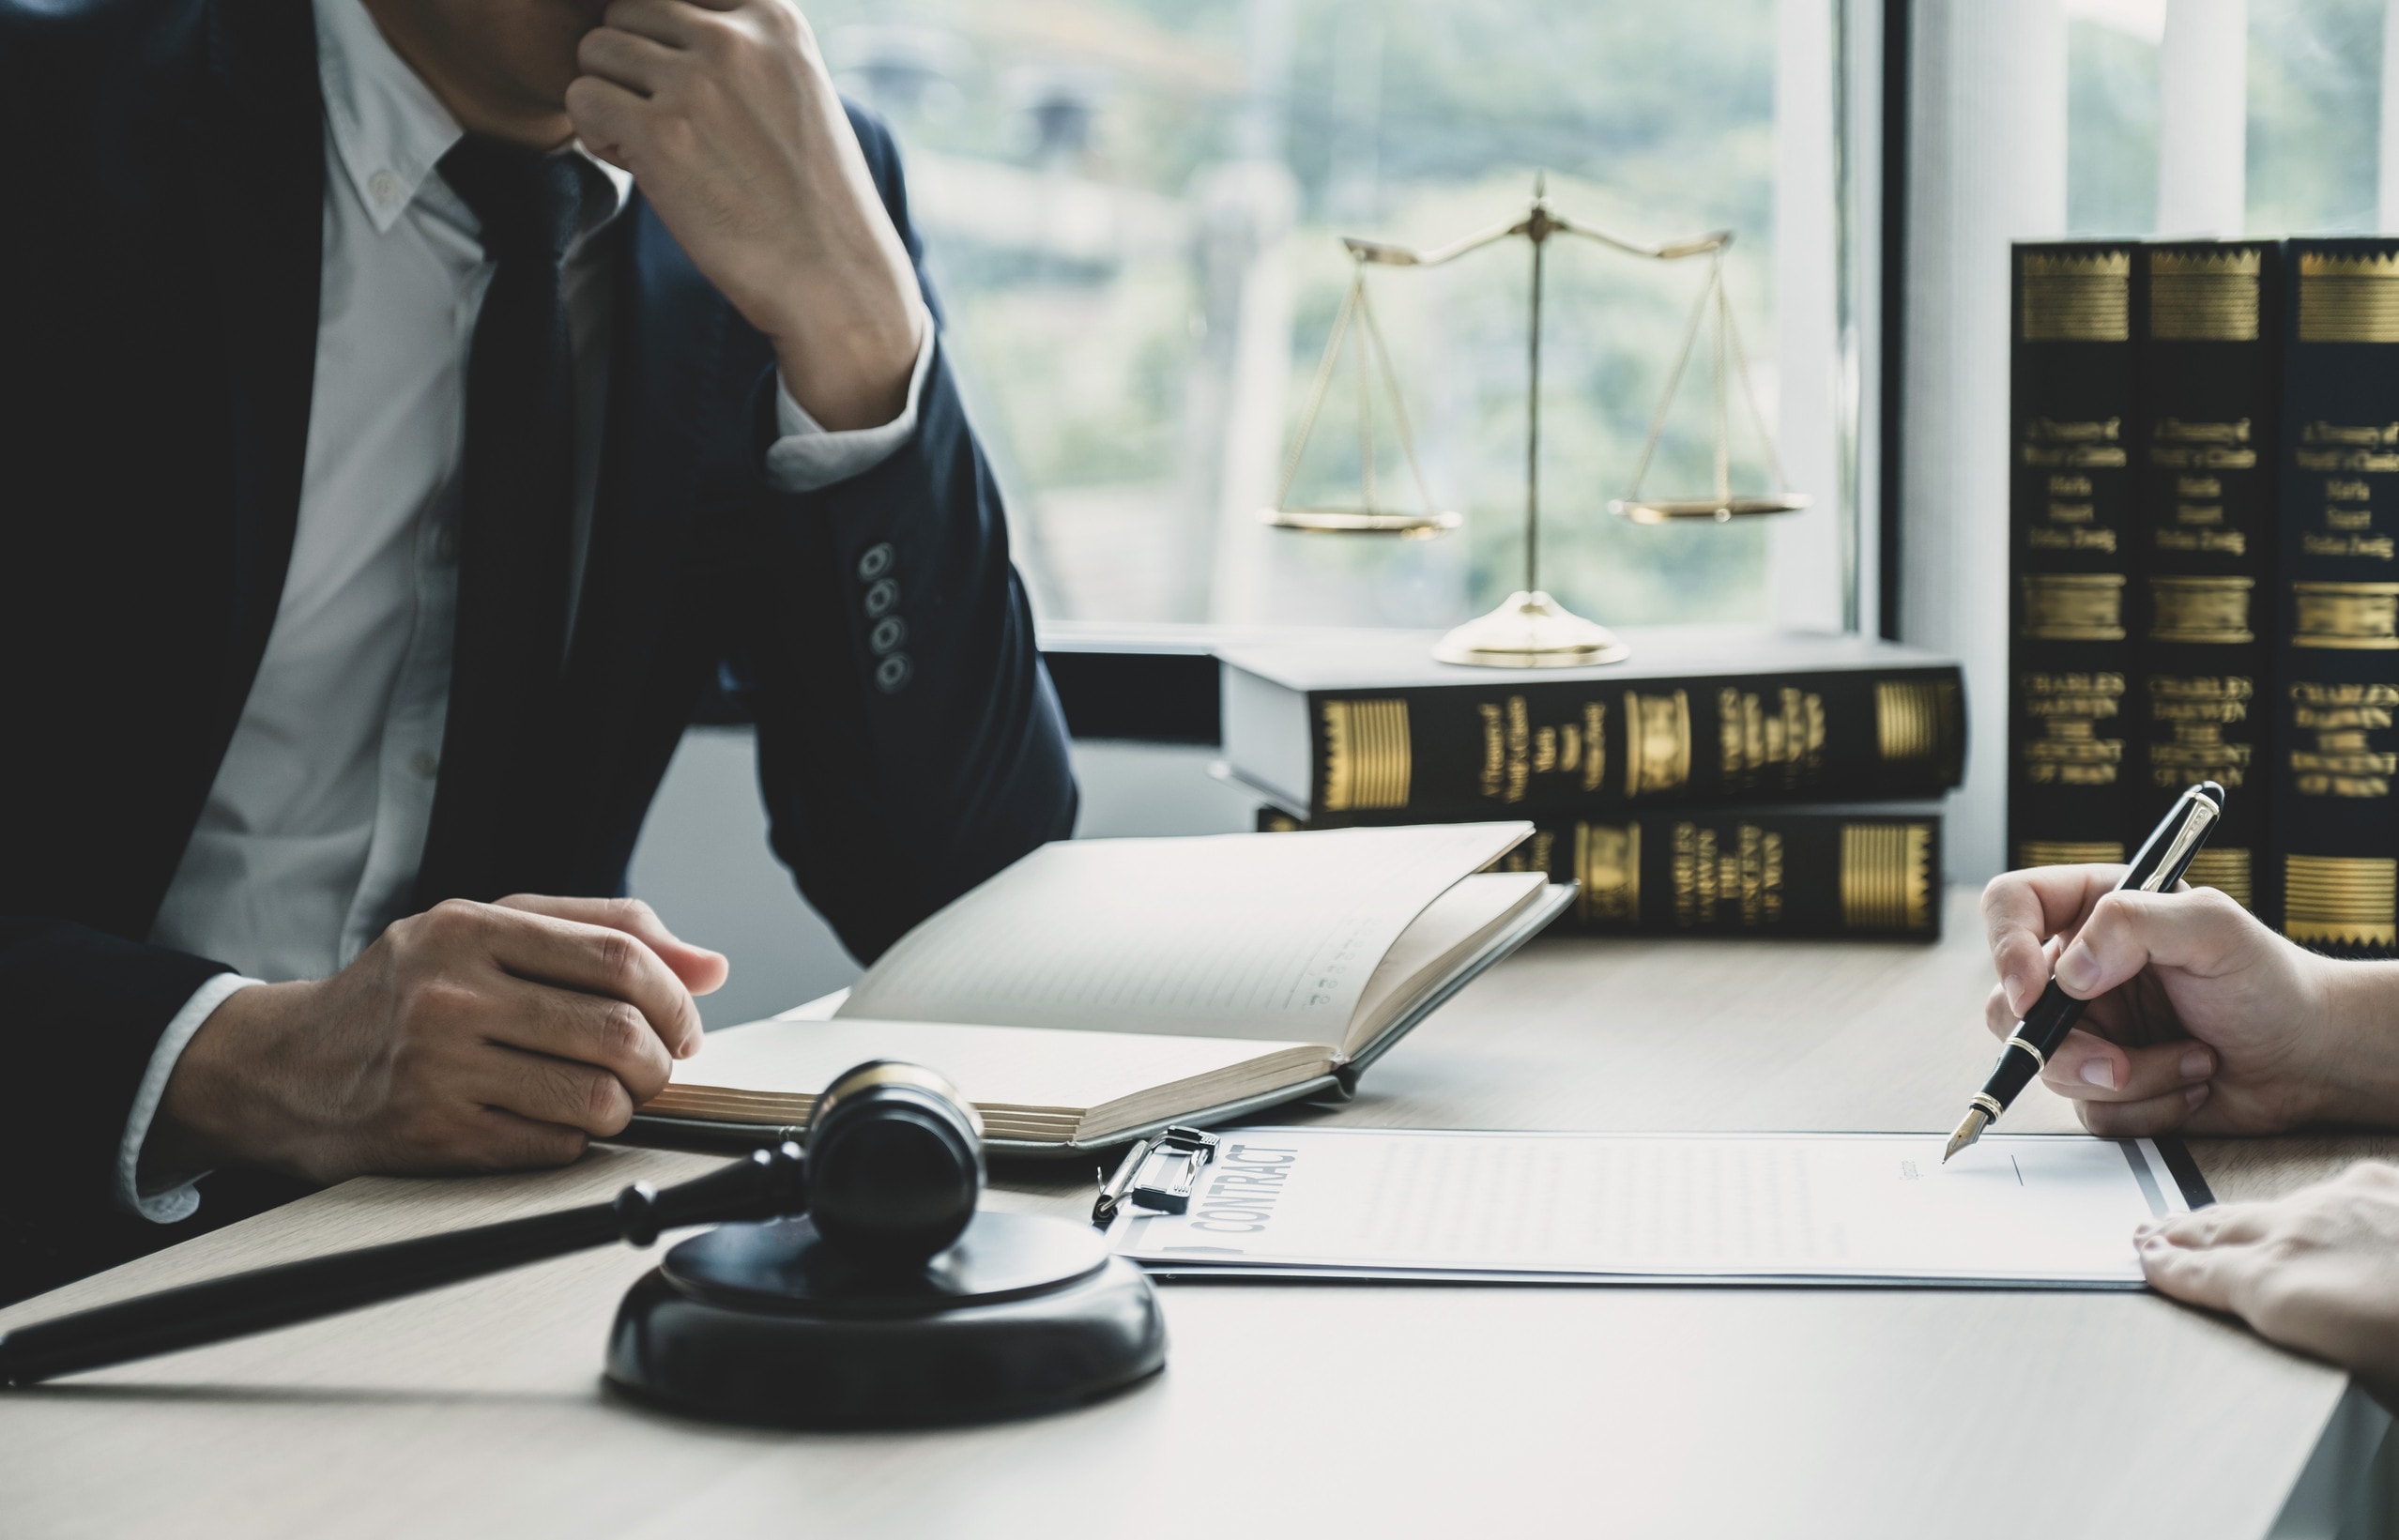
[{"x1": 3, "y1": 888, "x2": 2390, "y2": 1540}]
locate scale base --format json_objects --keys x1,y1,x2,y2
[
  {"x1": 1432, "y1": 590, "x2": 1631, "y2": 668},
  {"x1": 604, "y1": 1212, "x2": 1165, "y2": 1428}
]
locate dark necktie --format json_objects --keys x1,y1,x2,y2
[{"x1": 415, "y1": 136, "x2": 594, "y2": 905}]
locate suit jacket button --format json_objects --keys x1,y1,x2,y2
[
  {"x1": 857, "y1": 542, "x2": 895, "y2": 582},
  {"x1": 875, "y1": 653, "x2": 913, "y2": 694},
  {"x1": 869, "y1": 617, "x2": 908, "y2": 656},
  {"x1": 864, "y1": 577, "x2": 899, "y2": 618}
]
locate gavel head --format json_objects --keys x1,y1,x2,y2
[{"x1": 804, "y1": 1060, "x2": 986, "y2": 1266}]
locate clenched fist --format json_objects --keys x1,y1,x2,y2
[{"x1": 149, "y1": 895, "x2": 725, "y2": 1188}]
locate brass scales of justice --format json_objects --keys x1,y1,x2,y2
[{"x1": 1264, "y1": 175, "x2": 1810, "y2": 667}]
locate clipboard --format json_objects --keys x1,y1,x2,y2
[{"x1": 1094, "y1": 1125, "x2": 2215, "y2": 1289}]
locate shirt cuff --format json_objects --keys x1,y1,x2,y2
[
  {"x1": 115, "y1": 971, "x2": 260, "y2": 1224},
  {"x1": 762, "y1": 309, "x2": 936, "y2": 495}
]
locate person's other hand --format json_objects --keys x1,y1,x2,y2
[
  {"x1": 1980, "y1": 864, "x2": 2399, "y2": 1136},
  {"x1": 150, "y1": 896, "x2": 727, "y2": 1186},
  {"x1": 2141, "y1": 1163, "x2": 2399, "y2": 1399},
  {"x1": 565, "y1": 0, "x2": 924, "y2": 430}
]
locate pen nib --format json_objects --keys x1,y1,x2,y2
[{"x1": 1942, "y1": 1106, "x2": 1990, "y2": 1165}]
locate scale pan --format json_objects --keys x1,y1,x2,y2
[
  {"x1": 1609, "y1": 493, "x2": 1812, "y2": 525},
  {"x1": 1261, "y1": 507, "x2": 1462, "y2": 538}
]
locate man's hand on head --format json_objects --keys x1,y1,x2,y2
[
  {"x1": 565, "y1": 0, "x2": 924, "y2": 430},
  {"x1": 147, "y1": 896, "x2": 726, "y2": 1189}
]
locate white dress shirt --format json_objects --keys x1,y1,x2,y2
[{"x1": 122, "y1": 0, "x2": 935, "y2": 1221}]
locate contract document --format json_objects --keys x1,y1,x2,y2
[{"x1": 1104, "y1": 1128, "x2": 2212, "y2": 1288}]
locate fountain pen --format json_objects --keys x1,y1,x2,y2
[{"x1": 1943, "y1": 780, "x2": 2226, "y2": 1164}]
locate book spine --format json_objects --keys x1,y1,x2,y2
[
  {"x1": 2273, "y1": 238, "x2": 2399, "y2": 957},
  {"x1": 1301, "y1": 665, "x2": 1962, "y2": 819},
  {"x1": 2132, "y1": 240, "x2": 2278, "y2": 917},
  {"x1": 2009, "y1": 241, "x2": 2141, "y2": 871},
  {"x1": 1259, "y1": 808, "x2": 1942, "y2": 939}
]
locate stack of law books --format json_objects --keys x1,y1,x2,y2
[
  {"x1": 1217, "y1": 626, "x2": 1966, "y2": 940},
  {"x1": 2008, "y1": 237, "x2": 2399, "y2": 955}
]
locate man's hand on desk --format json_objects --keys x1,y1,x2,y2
[
  {"x1": 565, "y1": 0, "x2": 924, "y2": 430},
  {"x1": 1979, "y1": 864, "x2": 2399, "y2": 1138},
  {"x1": 2138, "y1": 1163, "x2": 2399, "y2": 1400},
  {"x1": 148, "y1": 896, "x2": 725, "y2": 1187}
]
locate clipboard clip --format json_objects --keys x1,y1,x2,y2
[{"x1": 1092, "y1": 1126, "x2": 1221, "y2": 1228}]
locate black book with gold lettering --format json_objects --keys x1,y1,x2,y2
[
  {"x1": 1260, "y1": 806, "x2": 1942, "y2": 939},
  {"x1": 2009, "y1": 241, "x2": 2141, "y2": 871},
  {"x1": 2132, "y1": 241, "x2": 2278, "y2": 917},
  {"x1": 1216, "y1": 628, "x2": 1964, "y2": 822},
  {"x1": 2273, "y1": 238, "x2": 2399, "y2": 956}
]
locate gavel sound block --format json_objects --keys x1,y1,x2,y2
[{"x1": 0, "y1": 1061, "x2": 1167, "y2": 1429}]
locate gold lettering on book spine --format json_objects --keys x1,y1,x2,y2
[
  {"x1": 1574, "y1": 821, "x2": 1640, "y2": 923},
  {"x1": 2148, "y1": 576, "x2": 2255, "y2": 644},
  {"x1": 2021, "y1": 671, "x2": 2125, "y2": 785},
  {"x1": 2291, "y1": 583, "x2": 2399, "y2": 649},
  {"x1": 2149, "y1": 248, "x2": 2262, "y2": 342},
  {"x1": 2299, "y1": 252, "x2": 2399, "y2": 343},
  {"x1": 2148, "y1": 675, "x2": 2254, "y2": 789},
  {"x1": 1623, "y1": 690, "x2": 1691, "y2": 798},
  {"x1": 1717, "y1": 686, "x2": 1826, "y2": 788},
  {"x1": 2017, "y1": 840, "x2": 2125, "y2": 867},
  {"x1": 1875, "y1": 678, "x2": 1963, "y2": 766},
  {"x1": 1319, "y1": 698, "x2": 1411, "y2": 812},
  {"x1": 2284, "y1": 855, "x2": 2399, "y2": 948},
  {"x1": 1581, "y1": 702, "x2": 1608, "y2": 792},
  {"x1": 2021, "y1": 573, "x2": 2126, "y2": 640},
  {"x1": 1841, "y1": 823, "x2": 1933, "y2": 933},
  {"x1": 2182, "y1": 848, "x2": 2254, "y2": 910},
  {"x1": 2286, "y1": 680, "x2": 2399, "y2": 798},
  {"x1": 2021, "y1": 250, "x2": 2132, "y2": 342},
  {"x1": 1669, "y1": 821, "x2": 1784, "y2": 929}
]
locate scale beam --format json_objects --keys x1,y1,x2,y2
[
  {"x1": 1279, "y1": 176, "x2": 1811, "y2": 669},
  {"x1": 1342, "y1": 216, "x2": 1730, "y2": 270}
]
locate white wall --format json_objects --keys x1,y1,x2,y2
[
  {"x1": 1902, "y1": 0, "x2": 2068, "y2": 881},
  {"x1": 2157, "y1": 0, "x2": 2248, "y2": 236},
  {"x1": 1771, "y1": 0, "x2": 1847, "y2": 632}
]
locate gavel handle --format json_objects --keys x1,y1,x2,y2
[{"x1": 0, "y1": 1142, "x2": 807, "y2": 1387}]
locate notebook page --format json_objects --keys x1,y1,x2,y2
[
  {"x1": 1108, "y1": 1128, "x2": 2189, "y2": 1285},
  {"x1": 837, "y1": 824, "x2": 1531, "y2": 1044},
  {"x1": 1341, "y1": 872, "x2": 1551, "y2": 1056}
]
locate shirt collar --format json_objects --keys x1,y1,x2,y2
[{"x1": 311, "y1": 0, "x2": 634, "y2": 237}]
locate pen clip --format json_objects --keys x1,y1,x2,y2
[{"x1": 2132, "y1": 794, "x2": 2220, "y2": 893}]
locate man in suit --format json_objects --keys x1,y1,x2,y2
[{"x1": 0, "y1": 0, "x2": 1076, "y2": 1298}]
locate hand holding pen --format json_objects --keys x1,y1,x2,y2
[
  {"x1": 1949, "y1": 784, "x2": 2224, "y2": 1157},
  {"x1": 1964, "y1": 785, "x2": 2393, "y2": 1149}
]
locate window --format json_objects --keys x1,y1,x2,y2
[
  {"x1": 2066, "y1": 0, "x2": 2391, "y2": 238},
  {"x1": 814, "y1": 1, "x2": 1842, "y2": 632}
]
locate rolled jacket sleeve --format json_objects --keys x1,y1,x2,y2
[{"x1": 762, "y1": 308, "x2": 937, "y2": 495}]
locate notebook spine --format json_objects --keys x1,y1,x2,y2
[
  {"x1": 1260, "y1": 808, "x2": 1942, "y2": 939},
  {"x1": 2009, "y1": 240, "x2": 2142, "y2": 873},
  {"x1": 2272, "y1": 238, "x2": 2399, "y2": 957},
  {"x1": 2133, "y1": 240, "x2": 2278, "y2": 916},
  {"x1": 1300, "y1": 665, "x2": 1962, "y2": 820}
]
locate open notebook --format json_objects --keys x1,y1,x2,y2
[{"x1": 632, "y1": 824, "x2": 1574, "y2": 1154}]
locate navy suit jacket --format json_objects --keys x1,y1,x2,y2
[{"x1": 0, "y1": 0, "x2": 1077, "y2": 1297}]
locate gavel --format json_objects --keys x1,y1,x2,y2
[{"x1": 0, "y1": 1061, "x2": 1166, "y2": 1426}]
